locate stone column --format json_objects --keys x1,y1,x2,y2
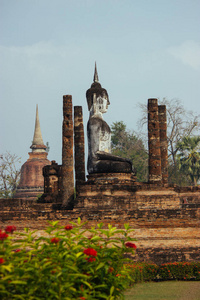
[
  {"x1": 148, "y1": 98, "x2": 162, "y2": 184},
  {"x1": 158, "y1": 105, "x2": 168, "y2": 185},
  {"x1": 74, "y1": 106, "x2": 85, "y2": 193},
  {"x1": 62, "y1": 95, "x2": 74, "y2": 207}
]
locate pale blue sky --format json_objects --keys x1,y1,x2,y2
[{"x1": 1, "y1": 0, "x2": 200, "y2": 166}]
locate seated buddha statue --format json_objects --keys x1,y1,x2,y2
[{"x1": 86, "y1": 63, "x2": 134, "y2": 175}]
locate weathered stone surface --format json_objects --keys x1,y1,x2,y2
[
  {"x1": 43, "y1": 160, "x2": 62, "y2": 194},
  {"x1": 62, "y1": 95, "x2": 74, "y2": 208},
  {"x1": 158, "y1": 105, "x2": 168, "y2": 184},
  {"x1": 148, "y1": 98, "x2": 162, "y2": 184},
  {"x1": 74, "y1": 106, "x2": 85, "y2": 192},
  {"x1": 0, "y1": 192, "x2": 200, "y2": 264}
]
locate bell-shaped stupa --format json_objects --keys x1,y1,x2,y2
[{"x1": 15, "y1": 105, "x2": 51, "y2": 199}]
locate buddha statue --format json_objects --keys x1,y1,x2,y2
[{"x1": 86, "y1": 63, "x2": 134, "y2": 175}]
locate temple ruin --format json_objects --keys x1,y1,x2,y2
[{"x1": 0, "y1": 64, "x2": 199, "y2": 264}]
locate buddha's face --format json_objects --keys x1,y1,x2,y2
[{"x1": 97, "y1": 96, "x2": 108, "y2": 114}]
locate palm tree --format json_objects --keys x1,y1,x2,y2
[{"x1": 177, "y1": 136, "x2": 200, "y2": 186}]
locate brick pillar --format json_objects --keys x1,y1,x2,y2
[
  {"x1": 148, "y1": 98, "x2": 162, "y2": 184},
  {"x1": 74, "y1": 106, "x2": 85, "y2": 193},
  {"x1": 62, "y1": 95, "x2": 74, "y2": 207},
  {"x1": 158, "y1": 105, "x2": 168, "y2": 185}
]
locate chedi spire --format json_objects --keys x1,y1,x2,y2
[
  {"x1": 30, "y1": 105, "x2": 46, "y2": 152},
  {"x1": 93, "y1": 62, "x2": 99, "y2": 83}
]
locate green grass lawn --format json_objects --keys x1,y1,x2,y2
[{"x1": 124, "y1": 281, "x2": 200, "y2": 300}]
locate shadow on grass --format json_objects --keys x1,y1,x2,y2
[{"x1": 124, "y1": 281, "x2": 200, "y2": 300}]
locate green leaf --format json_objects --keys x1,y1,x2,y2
[
  {"x1": 96, "y1": 262, "x2": 105, "y2": 271},
  {"x1": 64, "y1": 265, "x2": 78, "y2": 272},
  {"x1": 97, "y1": 222, "x2": 104, "y2": 229},
  {"x1": 10, "y1": 280, "x2": 27, "y2": 285},
  {"x1": 1, "y1": 264, "x2": 13, "y2": 272},
  {"x1": 76, "y1": 252, "x2": 83, "y2": 258},
  {"x1": 94, "y1": 284, "x2": 107, "y2": 289},
  {"x1": 81, "y1": 280, "x2": 92, "y2": 289},
  {"x1": 48, "y1": 220, "x2": 59, "y2": 227},
  {"x1": 77, "y1": 217, "x2": 81, "y2": 225},
  {"x1": 124, "y1": 223, "x2": 130, "y2": 230},
  {"x1": 1, "y1": 275, "x2": 13, "y2": 281},
  {"x1": 91, "y1": 236, "x2": 100, "y2": 242},
  {"x1": 108, "y1": 224, "x2": 112, "y2": 230},
  {"x1": 110, "y1": 286, "x2": 115, "y2": 295}
]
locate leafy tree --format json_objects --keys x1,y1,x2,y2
[
  {"x1": 111, "y1": 121, "x2": 148, "y2": 182},
  {"x1": 168, "y1": 163, "x2": 192, "y2": 187},
  {"x1": 0, "y1": 152, "x2": 21, "y2": 198},
  {"x1": 177, "y1": 136, "x2": 200, "y2": 186}
]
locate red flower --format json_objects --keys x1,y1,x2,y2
[
  {"x1": 14, "y1": 249, "x2": 21, "y2": 253},
  {"x1": 0, "y1": 258, "x2": 5, "y2": 264},
  {"x1": 51, "y1": 237, "x2": 60, "y2": 244},
  {"x1": 64, "y1": 225, "x2": 73, "y2": 230},
  {"x1": 125, "y1": 242, "x2": 137, "y2": 249},
  {"x1": 0, "y1": 232, "x2": 8, "y2": 241},
  {"x1": 79, "y1": 297, "x2": 86, "y2": 300},
  {"x1": 83, "y1": 248, "x2": 97, "y2": 257},
  {"x1": 108, "y1": 267, "x2": 114, "y2": 273},
  {"x1": 86, "y1": 257, "x2": 96, "y2": 262},
  {"x1": 5, "y1": 225, "x2": 16, "y2": 233}
]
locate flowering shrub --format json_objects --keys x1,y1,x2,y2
[
  {"x1": 83, "y1": 248, "x2": 98, "y2": 257},
  {"x1": 126, "y1": 262, "x2": 200, "y2": 283},
  {"x1": 0, "y1": 219, "x2": 137, "y2": 299},
  {"x1": 0, "y1": 231, "x2": 9, "y2": 241},
  {"x1": 158, "y1": 262, "x2": 200, "y2": 281},
  {"x1": 5, "y1": 225, "x2": 17, "y2": 234},
  {"x1": 126, "y1": 263, "x2": 159, "y2": 282}
]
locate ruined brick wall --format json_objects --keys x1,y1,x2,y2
[{"x1": 0, "y1": 186, "x2": 200, "y2": 265}]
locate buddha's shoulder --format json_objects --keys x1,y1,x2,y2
[{"x1": 88, "y1": 117, "x2": 110, "y2": 132}]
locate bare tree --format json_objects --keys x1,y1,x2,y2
[
  {"x1": 138, "y1": 98, "x2": 200, "y2": 166},
  {"x1": 0, "y1": 152, "x2": 21, "y2": 198}
]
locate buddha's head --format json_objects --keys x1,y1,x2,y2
[{"x1": 86, "y1": 63, "x2": 110, "y2": 112}]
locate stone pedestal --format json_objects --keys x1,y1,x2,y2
[
  {"x1": 86, "y1": 173, "x2": 137, "y2": 185},
  {"x1": 75, "y1": 173, "x2": 180, "y2": 211}
]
